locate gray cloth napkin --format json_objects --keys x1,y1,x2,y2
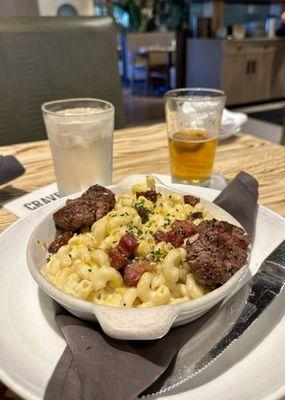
[
  {"x1": 45, "y1": 171, "x2": 258, "y2": 400},
  {"x1": 0, "y1": 155, "x2": 25, "y2": 185}
]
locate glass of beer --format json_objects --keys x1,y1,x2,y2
[{"x1": 165, "y1": 88, "x2": 226, "y2": 185}]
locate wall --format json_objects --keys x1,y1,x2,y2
[
  {"x1": 189, "y1": 2, "x2": 282, "y2": 31},
  {"x1": 224, "y1": 4, "x2": 271, "y2": 26},
  {"x1": 37, "y1": 0, "x2": 94, "y2": 16},
  {"x1": 0, "y1": 0, "x2": 39, "y2": 16}
]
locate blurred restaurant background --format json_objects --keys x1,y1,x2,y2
[{"x1": 0, "y1": 0, "x2": 284, "y2": 145}]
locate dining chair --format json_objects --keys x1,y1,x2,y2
[
  {"x1": 123, "y1": 32, "x2": 175, "y2": 95},
  {"x1": 0, "y1": 17, "x2": 125, "y2": 145}
]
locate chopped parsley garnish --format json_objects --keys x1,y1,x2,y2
[
  {"x1": 163, "y1": 217, "x2": 171, "y2": 228},
  {"x1": 134, "y1": 202, "x2": 150, "y2": 223},
  {"x1": 120, "y1": 212, "x2": 129, "y2": 217},
  {"x1": 46, "y1": 256, "x2": 51, "y2": 263},
  {"x1": 88, "y1": 268, "x2": 92, "y2": 272},
  {"x1": 151, "y1": 248, "x2": 162, "y2": 256},
  {"x1": 127, "y1": 224, "x2": 143, "y2": 238},
  {"x1": 86, "y1": 345, "x2": 92, "y2": 351}
]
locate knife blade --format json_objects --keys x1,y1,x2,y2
[{"x1": 155, "y1": 240, "x2": 285, "y2": 394}]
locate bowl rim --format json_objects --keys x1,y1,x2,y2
[{"x1": 26, "y1": 182, "x2": 250, "y2": 315}]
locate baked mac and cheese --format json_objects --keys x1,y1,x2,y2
[{"x1": 42, "y1": 176, "x2": 250, "y2": 308}]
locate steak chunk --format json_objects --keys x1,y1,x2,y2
[
  {"x1": 197, "y1": 220, "x2": 251, "y2": 249},
  {"x1": 186, "y1": 220, "x2": 250, "y2": 287},
  {"x1": 189, "y1": 211, "x2": 203, "y2": 220},
  {"x1": 155, "y1": 220, "x2": 196, "y2": 247},
  {"x1": 155, "y1": 230, "x2": 167, "y2": 243},
  {"x1": 136, "y1": 189, "x2": 157, "y2": 203},
  {"x1": 53, "y1": 185, "x2": 115, "y2": 231},
  {"x1": 108, "y1": 234, "x2": 138, "y2": 270},
  {"x1": 48, "y1": 231, "x2": 74, "y2": 253},
  {"x1": 123, "y1": 261, "x2": 152, "y2": 287},
  {"x1": 183, "y1": 195, "x2": 200, "y2": 207}
]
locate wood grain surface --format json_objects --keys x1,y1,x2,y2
[{"x1": 0, "y1": 122, "x2": 285, "y2": 400}]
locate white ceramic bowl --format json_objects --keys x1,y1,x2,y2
[{"x1": 26, "y1": 179, "x2": 249, "y2": 340}]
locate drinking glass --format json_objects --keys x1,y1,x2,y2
[
  {"x1": 42, "y1": 98, "x2": 114, "y2": 196},
  {"x1": 165, "y1": 88, "x2": 226, "y2": 185}
]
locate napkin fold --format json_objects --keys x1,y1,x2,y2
[
  {"x1": 221, "y1": 109, "x2": 248, "y2": 134},
  {"x1": 45, "y1": 171, "x2": 259, "y2": 400},
  {"x1": 0, "y1": 155, "x2": 25, "y2": 185}
]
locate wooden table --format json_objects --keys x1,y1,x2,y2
[
  {"x1": 1, "y1": 122, "x2": 285, "y2": 399},
  {"x1": 138, "y1": 45, "x2": 175, "y2": 66},
  {"x1": 137, "y1": 46, "x2": 175, "y2": 95}
]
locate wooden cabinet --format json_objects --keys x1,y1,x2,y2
[
  {"x1": 222, "y1": 41, "x2": 277, "y2": 104},
  {"x1": 222, "y1": 53, "x2": 248, "y2": 104},
  {"x1": 186, "y1": 38, "x2": 285, "y2": 106}
]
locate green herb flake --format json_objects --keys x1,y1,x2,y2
[
  {"x1": 88, "y1": 268, "x2": 92, "y2": 272},
  {"x1": 86, "y1": 345, "x2": 92, "y2": 351},
  {"x1": 163, "y1": 217, "x2": 172, "y2": 228},
  {"x1": 151, "y1": 249, "x2": 162, "y2": 256},
  {"x1": 46, "y1": 256, "x2": 51, "y2": 263}
]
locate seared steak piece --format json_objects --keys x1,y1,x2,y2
[
  {"x1": 48, "y1": 231, "x2": 74, "y2": 254},
  {"x1": 183, "y1": 195, "x2": 200, "y2": 207},
  {"x1": 136, "y1": 189, "x2": 157, "y2": 203},
  {"x1": 197, "y1": 220, "x2": 251, "y2": 249},
  {"x1": 53, "y1": 184, "x2": 115, "y2": 231},
  {"x1": 123, "y1": 260, "x2": 152, "y2": 287},
  {"x1": 155, "y1": 230, "x2": 167, "y2": 243},
  {"x1": 108, "y1": 234, "x2": 138, "y2": 270},
  {"x1": 189, "y1": 211, "x2": 203, "y2": 220},
  {"x1": 155, "y1": 220, "x2": 196, "y2": 247},
  {"x1": 186, "y1": 220, "x2": 250, "y2": 287}
]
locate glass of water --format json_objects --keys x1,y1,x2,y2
[{"x1": 42, "y1": 98, "x2": 114, "y2": 196}]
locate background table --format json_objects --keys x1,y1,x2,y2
[
  {"x1": 1, "y1": 122, "x2": 285, "y2": 399},
  {"x1": 137, "y1": 47, "x2": 175, "y2": 94}
]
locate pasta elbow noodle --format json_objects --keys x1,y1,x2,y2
[
  {"x1": 186, "y1": 274, "x2": 206, "y2": 299},
  {"x1": 153, "y1": 285, "x2": 171, "y2": 305},
  {"x1": 136, "y1": 240, "x2": 152, "y2": 257},
  {"x1": 90, "y1": 249, "x2": 110, "y2": 268},
  {"x1": 163, "y1": 248, "x2": 185, "y2": 283},
  {"x1": 91, "y1": 216, "x2": 109, "y2": 244},
  {"x1": 92, "y1": 266, "x2": 123, "y2": 291}
]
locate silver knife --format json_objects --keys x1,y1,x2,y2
[{"x1": 154, "y1": 240, "x2": 285, "y2": 395}]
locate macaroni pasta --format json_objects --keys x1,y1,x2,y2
[{"x1": 42, "y1": 177, "x2": 212, "y2": 307}]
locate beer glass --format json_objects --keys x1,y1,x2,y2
[{"x1": 165, "y1": 88, "x2": 226, "y2": 185}]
